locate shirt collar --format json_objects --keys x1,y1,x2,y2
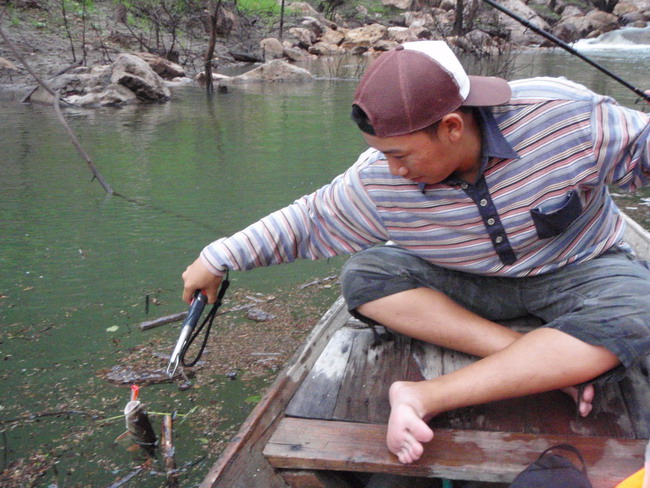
[
  {"x1": 435, "y1": 107, "x2": 519, "y2": 189},
  {"x1": 478, "y1": 107, "x2": 519, "y2": 161}
]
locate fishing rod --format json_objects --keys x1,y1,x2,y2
[{"x1": 481, "y1": 0, "x2": 650, "y2": 103}]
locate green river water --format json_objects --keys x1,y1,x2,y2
[{"x1": 1, "y1": 45, "x2": 649, "y2": 487}]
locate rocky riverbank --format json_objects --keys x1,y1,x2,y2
[{"x1": 1, "y1": 0, "x2": 648, "y2": 100}]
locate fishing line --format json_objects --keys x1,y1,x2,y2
[
  {"x1": 180, "y1": 272, "x2": 230, "y2": 367},
  {"x1": 481, "y1": 0, "x2": 650, "y2": 103}
]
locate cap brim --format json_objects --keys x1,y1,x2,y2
[{"x1": 463, "y1": 76, "x2": 512, "y2": 106}]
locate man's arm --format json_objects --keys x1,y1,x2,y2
[
  {"x1": 182, "y1": 256, "x2": 223, "y2": 304},
  {"x1": 183, "y1": 152, "x2": 387, "y2": 302},
  {"x1": 200, "y1": 159, "x2": 386, "y2": 277},
  {"x1": 593, "y1": 95, "x2": 650, "y2": 190}
]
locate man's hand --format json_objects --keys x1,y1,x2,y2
[{"x1": 182, "y1": 257, "x2": 223, "y2": 304}]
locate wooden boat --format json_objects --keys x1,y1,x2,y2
[{"x1": 200, "y1": 213, "x2": 650, "y2": 488}]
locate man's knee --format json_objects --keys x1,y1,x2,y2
[{"x1": 341, "y1": 247, "x2": 423, "y2": 312}]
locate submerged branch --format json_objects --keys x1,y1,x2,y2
[
  {"x1": 161, "y1": 415, "x2": 179, "y2": 488},
  {"x1": 53, "y1": 91, "x2": 114, "y2": 194},
  {"x1": 0, "y1": 21, "x2": 115, "y2": 195}
]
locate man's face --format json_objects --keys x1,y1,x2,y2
[{"x1": 363, "y1": 128, "x2": 462, "y2": 185}]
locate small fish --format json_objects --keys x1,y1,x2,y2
[{"x1": 116, "y1": 386, "x2": 157, "y2": 456}]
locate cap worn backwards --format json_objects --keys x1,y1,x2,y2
[{"x1": 352, "y1": 41, "x2": 512, "y2": 137}]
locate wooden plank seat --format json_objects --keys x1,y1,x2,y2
[{"x1": 263, "y1": 315, "x2": 650, "y2": 486}]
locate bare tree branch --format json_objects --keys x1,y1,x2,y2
[
  {"x1": 53, "y1": 91, "x2": 115, "y2": 195},
  {"x1": 0, "y1": 20, "x2": 115, "y2": 195}
]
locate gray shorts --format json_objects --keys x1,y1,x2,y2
[{"x1": 341, "y1": 245, "x2": 650, "y2": 378}]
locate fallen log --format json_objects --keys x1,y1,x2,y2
[
  {"x1": 139, "y1": 296, "x2": 276, "y2": 331},
  {"x1": 139, "y1": 312, "x2": 188, "y2": 331}
]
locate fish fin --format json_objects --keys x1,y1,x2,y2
[
  {"x1": 127, "y1": 444, "x2": 141, "y2": 452},
  {"x1": 115, "y1": 430, "x2": 130, "y2": 442}
]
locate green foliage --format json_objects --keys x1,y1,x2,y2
[
  {"x1": 365, "y1": 2, "x2": 398, "y2": 16},
  {"x1": 237, "y1": 0, "x2": 282, "y2": 16}
]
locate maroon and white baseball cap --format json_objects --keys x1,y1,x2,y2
[{"x1": 352, "y1": 41, "x2": 512, "y2": 137}]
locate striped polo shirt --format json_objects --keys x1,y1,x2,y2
[{"x1": 202, "y1": 77, "x2": 650, "y2": 278}]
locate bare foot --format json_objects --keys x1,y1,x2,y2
[
  {"x1": 562, "y1": 383, "x2": 595, "y2": 417},
  {"x1": 387, "y1": 381, "x2": 435, "y2": 464}
]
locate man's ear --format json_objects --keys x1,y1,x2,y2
[{"x1": 438, "y1": 113, "x2": 464, "y2": 143}]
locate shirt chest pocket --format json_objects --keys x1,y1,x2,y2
[{"x1": 530, "y1": 190, "x2": 583, "y2": 239}]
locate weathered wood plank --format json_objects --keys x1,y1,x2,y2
[
  {"x1": 623, "y1": 212, "x2": 650, "y2": 260},
  {"x1": 286, "y1": 327, "x2": 356, "y2": 420},
  {"x1": 406, "y1": 340, "x2": 444, "y2": 382},
  {"x1": 200, "y1": 297, "x2": 351, "y2": 488},
  {"x1": 288, "y1": 326, "x2": 640, "y2": 440},
  {"x1": 332, "y1": 329, "x2": 412, "y2": 423},
  {"x1": 278, "y1": 470, "x2": 356, "y2": 488},
  {"x1": 264, "y1": 417, "x2": 648, "y2": 487}
]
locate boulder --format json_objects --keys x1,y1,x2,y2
[
  {"x1": 340, "y1": 24, "x2": 388, "y2": 50},
  {"x1": 110, "y1": 54, "x2": 171, "y2": 103},
  {"x1": 28, "y1": 53, "x2": 170, "y2": 107},
  {"x1": 260, "y1": 37, "x2": 285, "y2": 60},
  {"x1": 550, "y1": 21, "x2": 581, "y2": 43},
  {"x1": 562, "y1": 9, "x2": 619, "y2": 37},
  {"x1": 301, "y1": 16, "x2": 326, "y2": 37},
  {"x1": 620, "y1": 11, "x2": 645, "y2": 24},
  {"x1": 320, "y1": 27, "x2": 347, "y2": 46},
  {"x1": 288, "y1": 27, "x2": 317, "y2": 48},
  {"x1": 464, "y1": 29, "x2": 495, "y2": 48},
  {"x1": 585, "y1": 9, "x2": 619, "y2": 26},
  {"x1": 66, "y1": 84, "x2": 138, "y2": 106},
  {"x1": 387, "y1": 26, "x2": 420, "y2": 42},
  {"x1": 349, "y1": 45, "x2": 370, "y2": 55},
  {"x1": 222, "y1": 60, "x2": 314, "y2": 84},
  {"x1": 614, "y1": 1, "x2": 641, "y2": 15},
  {"x1": 373, "y1": 39, "x2": 401, "y2": 51},
  {"x1": 287, "y1": 1, "x2": 321, "y2": 16},
  {"x1": 403, "y1": 11, "x2": 435, "y2": 28},
  {"x1": 283, "y1": 45, "x2": 308, "y2": 62},
  {"x1": 381, "y1": 0, "x2": 413, "y2": 9},
  {"x1": 494, "y1": 0, "x2": 550, "y2": 44},
  {"x1": 195, "y1": 71, "x2": 232, "y2": 85},
  {"x1": 133, "y1": 52, "x2": 185, "y2": 80}
]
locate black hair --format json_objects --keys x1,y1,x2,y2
[{"x1": 351, "y1": 104, "x2": 376, "y2": 135}]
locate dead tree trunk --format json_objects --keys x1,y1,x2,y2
[
  {"x1": 204, "y1": 0, "x2": 221, "y2": 96},
  {"x1": 279, "y1": 0, "x2": 286, "y2": 40}
]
